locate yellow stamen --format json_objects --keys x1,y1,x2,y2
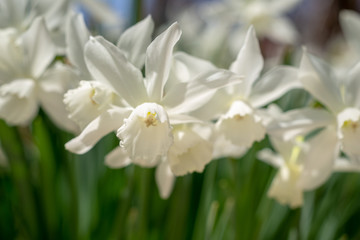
[
  {"x1": 343, "y1": 120, "x2": 358, "y2": 131},
  {"x1": 89, "y1": 89, "x2": 97, "y2": 105},
  {"x1": 289, "y1": 136, "x2": 304, "y2": 165},
  {"x1": 144, "y1": 112, "x2": 157, "y2": 127},
  {"x1": 234, "y1": 114, "x2": 244, "y2": 121}
]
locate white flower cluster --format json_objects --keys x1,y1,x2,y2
[{"x1": 1, "y1": 0, "x2": 360, "y2": 208}]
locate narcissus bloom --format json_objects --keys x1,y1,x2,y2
[
  {"x1": 190, "y1": 26, "x2": 300, "y2": 158},
  {"x1": 65, "y1": 22, "x2": 241, "y2": 197},
  {"x1": 64, "y1": 15, "x2": 154, "y2": 129},
  {"x1": 204, "y1": 0, "x2": 300, "y2": 43},
  {"x1": 0, "y1": 17, "x2": 77, "y2": 132},
  {"x1": 258, "y1": 130, "x2": 339, "y2": 208},
  {"x1": 268, "y1": 49, "x2": 360, "y2": 178}
]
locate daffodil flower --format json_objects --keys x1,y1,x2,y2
[
  {"x1": 339, "y1": 10, "x2": 360, "y2": 56},
  {"x1": 268, "y1": 49, "x2": 360, "y2": 171},
  {"x1": 66, "y1": 22, "x2": 241, "y2": 171},
  {"x1": 258, "y1": 128, "x2": 339, "y2": 208},
  {"x1": 0, "y1": 0, "x2": 71, "y2": 53},
  {"x1": 64, "y1": 15, "x2": 155, "y2": 130},
  {"x1": 0, "y1": 17, "x2": 77, "y2": 132},
  {"x1": 206, "y1": 0, "x2": 300, "y2": 43},
  {"x1": 190, "y1": 26, "x2": 300, "y2": 158}
]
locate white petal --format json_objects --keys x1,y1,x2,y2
[
  {"x1": 0, "y1": 29, "x2": 20, "y2": 82},
  {"x1": 300, "y1": 50, "x2": 344, "y2": 113},
  {"x1": 105, "y1": 146, "x2": 132, "y2": 168},
  {"x1": 168, "y1": 126, "x2": 212, "y2": 176},
  {"x1": 64, "y1": 81, "x2": 114, "y2": 129},
  {"x1": 344, "y1": 61, "x2": 360, "y2": 108},
  {"x1": 263, "y1": 17, "x2": 298, "y2": 44},
  {"x1": 117, "y1": 15, "x2": 154, "y2": 69},
  {"x1": 0, "y1": 0, "x2": 29, "y2": 28},
  {"x1": 66, "y1": 13, "x2": 91, "y2": 77},
  {"x1": 155, "y1": 161, "x2": 175, "y2": 199},
  {"x1": 0, "y1": 79, "x2": 38, "y2": 125},
  {"x1": 257, "y1": 148, "x2": 284, "y2": 168},
  {"x1": 171, "y1": 51, "x2": 216, "y2": 83},
  {"x1": 269, "y1": 136, "x2": 297, "y2": 162},
  {"x1": 229, "y1": 26, "x2": 264, "y2": 98},
  {"x1": 39, "y1": 62, "x2": 79, "y2": 94},
  {"x1": 337, "y1": 108, "x2": 360, "y2": 158},
  {"x1": 268, "y1": 166, "x2": 304, "y2": 208},
  {"x1": 250, "y1": 66, "x2": 301, "y2": 108},
  {"x1": 39, "y1": 89, "x2": 79, "y2": 133},
  {"x1": 216, "y1": 100, "x2": 266, "y2": 148},
  {"x1": 298, "y1": 127, "x2": 339, "y2": 191},
  {"x1": 20, "y1": 17, "x2": 56, "y2": 78},
  {"x1": 334, "y1": 157, "x2": 360, "y2": 172},
  {"x1": 267, "y1": 108, "x2": 335, "y2": 141},
  {"x1": 256, "y1": 104, "x2": 283, "y2": 127},
  {"x1": 339, "y1": 10, "x2": 360, "y2": 54},
  {"x1": 37, "y1": 0, "x2": 69, "y2": 30},
  {"x1": 163, "y1": 70, "x2": 242, "y2": 115},
  {"x1": 189, "y1": 89, "x2": 233, "y2": 121},
  {"x1": 38, "y1": 63, "x2": 79, "y2": 132},
  {"x1": 65, "y1": 107, "x2": 130, "y2": 154},
  {"x1": 84, "y1": 36, "x2": 148, "y2": 107},
  {"x1": 144, "y1": 22, "x2": 181, "y2": 101},
  {"x1": 212, "y1": 134, "x2": 247, "y2": 159},
  {"x1": 168, "y1": 114, "x2": 202, "y2": 125},
  {"x1": 117, "y1": 103, "x2": 173, "y2": 167}
]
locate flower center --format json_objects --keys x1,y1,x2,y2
[
  {"x1": 144, "y1": 112, "x2": 158, "y2": 127},
  {"x1": 233, "y1": 114, "x2": 244, "y2": 121},
  {"x1": 342, "y1": 120, "x2": 358, "y2": 132}
]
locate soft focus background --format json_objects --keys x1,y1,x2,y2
[{"x1": 1, "y1": 0, "x2": 360, "y2": 239}]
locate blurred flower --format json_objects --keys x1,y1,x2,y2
[
  {"x1": 0, "y1": 0, "x2": 71, "y2": 53},
  {"x1": 339, "y1": 10, "x2": 360, "y2": 57},
  {"x1": 268, "y1": 49, "x2": 360, "y2": 171},
  {"x1": 174, "y1": 0, "x2": 300, "y2": 63},
  {"x1": 202, "y1": 0, "x2": 300, "y2": 44},
  {"x1": 258, "y1": 129, "x2": 339, "y2": 208},
  {"x1": 0, "y1": 17, "x2": 77, "y2": 132},
  {"x1": 189, "y1": 26, "x2": 300, "y2": 158}
]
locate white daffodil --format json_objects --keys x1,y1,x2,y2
[
  {"x1": 64, "y1": 15, "x2": 155, "y2": 130},
  {"x1": 203, "y1": 0, "x2": 300, "y2": 44},
  {"x1": 0, "y1": 17, "x2": 78, "y2": 132},
  {"x1": 268, "y1": 49, "x2": 360, "y2": 171},
  {"x1": 258, "y1": 128, "x2": 339, "y2": 208},
  {"x1": 0, "y1": 0, "x2": 70, "y2": 53},
  {"x1": 189, "y1": 26, "x2": 300, "y2": 158},
  {"x1": 173, "y1": 0, "x2": 299, "y2": 62},
  {"x1": 167, "y1": 125, "x2": 213, "y2": 176},
  {"x1": 66, "y1": 22, "x2": 241, "y2": 182},
  {"x1": 64, "y1": 80, "x2": 117, "y2": 129},
  {"x1": 339, "y1": 10, "x2": 360, "y2": 57}
]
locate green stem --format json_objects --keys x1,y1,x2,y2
[
  {"x1": 64, "y1": 153, "x2": 79, "y2": 240},
  {"x1": 0, "y1": 121, "x2": 39, "y2": 239},
  {"x1": 192, "y1": 161, "x2": 218, "y2": 240},
  {"x1": 109, "y1": 166, "x2": 136, "y2": 240},
  {"x1": 32, "y1": 116, "x2": 58, "y2": 239}
]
